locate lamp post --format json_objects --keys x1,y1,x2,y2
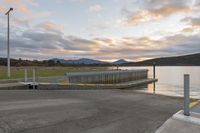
[{"x1": 5, "y1": 8, "x2": 13, "y2": 78}]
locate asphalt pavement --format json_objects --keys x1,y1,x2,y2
[{"x1": 0, "y1": 89, "x2": 183, "y2": 133}]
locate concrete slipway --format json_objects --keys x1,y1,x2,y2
[{"x1": 0, "y1": 89, "x2": 183, "y2": 133}]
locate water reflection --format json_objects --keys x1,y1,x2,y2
[{"x1": 121, "y1": 66, "x2": 200, "y2": 99}]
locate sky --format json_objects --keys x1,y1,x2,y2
[{"x1": 0, "y1": 0, "x2": 200, "y2": 62}]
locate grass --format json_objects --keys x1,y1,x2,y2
[{"x1": 0, "y1": 66, "x2": 111, "y2": 80}]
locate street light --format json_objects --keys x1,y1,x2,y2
[{"x1": 5, "y1": 8, "x2": 13, "y2": 78}]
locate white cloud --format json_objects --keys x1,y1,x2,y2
[{"x1": 89, "y1": 4, "x2": 103, "y2": 12}]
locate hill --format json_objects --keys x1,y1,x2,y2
[
  {"x1": 125, "y1": 53, "x2": 200, "y2": 66},
  {"x1": 50, "y1": 58, "x2": 108, "y2": 65}
]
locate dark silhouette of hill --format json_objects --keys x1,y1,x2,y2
[
  {"x1": 50, "y1": 58, "x2": 108, "y2": 65},
  {"x1": 124, "y1": 53, "x2": 200, "y2": 66}
]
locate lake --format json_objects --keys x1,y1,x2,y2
[{"x1": 121, "y1": 66, "x2": 200, "y2": 99}]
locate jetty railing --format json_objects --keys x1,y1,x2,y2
[{"x1": 65, "y1": 70, "x2": 148, "y2": 84}]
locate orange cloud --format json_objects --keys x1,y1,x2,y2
[
  {"x1": 150, "y1": 5, "x2": 191, "y2": 18},
  {"x1": 17, "y1": 4, "x2": 51, "y2": 18},
  {"x1": 4, "y1": 0, "x2": 21, "y2": 4},
  {"x1": 14, "y1": 18, "x2": 30, "y2": 26},
  {"x1": 126, "y1": 11, "x2": 150, "y2": 25},
  {"x1": 36, "y1": 21, "x2": 64, "y2": 32},
  {"x1": 2, "y1": 0, "x2": 50, "y2": 19},
  {"x1": 124, "y1": 1, "x2": 193, "y2": 26},
  {"x1": 181, "y1": 27, "x2": 194, "y2": 33},
  {"x1": 0, "y1": 5, "x2": 5, "y2": 12},
  {"x1": 18, "y1": 4, "x2": 33, "y2": 16}
]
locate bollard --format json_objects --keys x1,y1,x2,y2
[
  {"x1": 24, "y1": 68, "x2": 27, "y2": 82},
  {"x1": 33, "y1": 69, "x2": 35, "y2": 89},
  {"x1": 184, "y1": 74, "x2": 190, "y2": 116}
]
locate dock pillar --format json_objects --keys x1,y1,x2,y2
[{"x1": 184, "y1": 74, "x2": 190, "y2": 116}]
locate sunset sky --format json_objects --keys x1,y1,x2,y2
[{"x1": 0, "y1": 0, "x2": 200, "y2": 61}]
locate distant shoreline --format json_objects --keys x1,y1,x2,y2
[{"x1": 0, "y1": 52, "x2": 200, "y2": 66}]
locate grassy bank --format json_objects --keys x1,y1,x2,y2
[{"x1": 0, "y1": 66, "x2": 111, "y2": 80}]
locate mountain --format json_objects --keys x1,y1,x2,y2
[
  {"x1": 50, "y1": 58, "x2": 108, "y2": 65},
  {"x1": 113, "y1": 59, "x2": 129, "y2": 65},
  {"x1": 125, "y1": 53, "x2": 200, "y2": 66},
  {"x1": 50, "y1": 58, "x2": 130, "y2": 65}
]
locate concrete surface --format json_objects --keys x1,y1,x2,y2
[
  {"x1": 0, "y1": 83, "x2": 27, "y2": 90},
  {"x1": 0, "y1": 78, "x2": 157, "y2": 90},
  {"x1": 0, "y1": 90, "x2": 182, "y2": 133},
  {"x1": 155, "y1": 109, "x2": 200, "y2": 133}
]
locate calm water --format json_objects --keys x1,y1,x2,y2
[{"x1": 121, "y1": 66, "x2": 200, "y2": 99}]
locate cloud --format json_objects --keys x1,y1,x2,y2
[
  {"x1": 56, "y1": 0, "x2": 85, "y2": 4},
  {"x1": 158, "y1": 34, "x2": 200, "y2": 55},
  {"x1": 2, "y1": 0, "x2": 35, "y2": 16},
  {"x1": 19, "y1": 27, "x2": 101, "y2": 52},
  {"x1": 1, "y1": 24, "x2": 200, "y2": 61},
  {"x1": 180, "y1": 17, "x2": 200, "y2": 33},
  {"x1": 1, "y1": 0, "x2": 51, "y2": 26},
  {"x1": 0, "y1": 0, "x2": 199, "y2": 61},
  {"x1": 81, "y1": 34, "x2": 200, "y2": 61},
  {"x1": 181, "y1": 27, "x2": 194, "y2": 33},
  {"x1": 13, "y1": 18, "x2": 30, "y2": 27},
  {"x1": 0, "y1": 5, "x2": 5, "y2": 12},
  {"x1": 17, "y1": 3, "x2": 33, "y2": 16},
  {"x1": 122, "y1": 0, "x2": 193, "y2": 26},
  {"x1": 26, "y1": 0, "x2": 38, "y2": 6},
  {"x1": 35, "y1": 21, "x2": 64, "y2": 34},
  {"x1": 182, "y1": 17, "x2": 200, "y2": 27},
  {"x1": 89, "y1": 4, "x2": 103, "y2": 12}
]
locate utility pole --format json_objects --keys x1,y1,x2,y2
[{"x1": 5, "y1": 8, "x2": 13, "y2": 78}]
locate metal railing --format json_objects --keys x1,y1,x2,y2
[{"x1": 65, "y1": 70, "x2": 148, "y2": 84}]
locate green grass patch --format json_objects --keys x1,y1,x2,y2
[{"x1": 0, "y1": 66, "x2": 111, "y2": 80}]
